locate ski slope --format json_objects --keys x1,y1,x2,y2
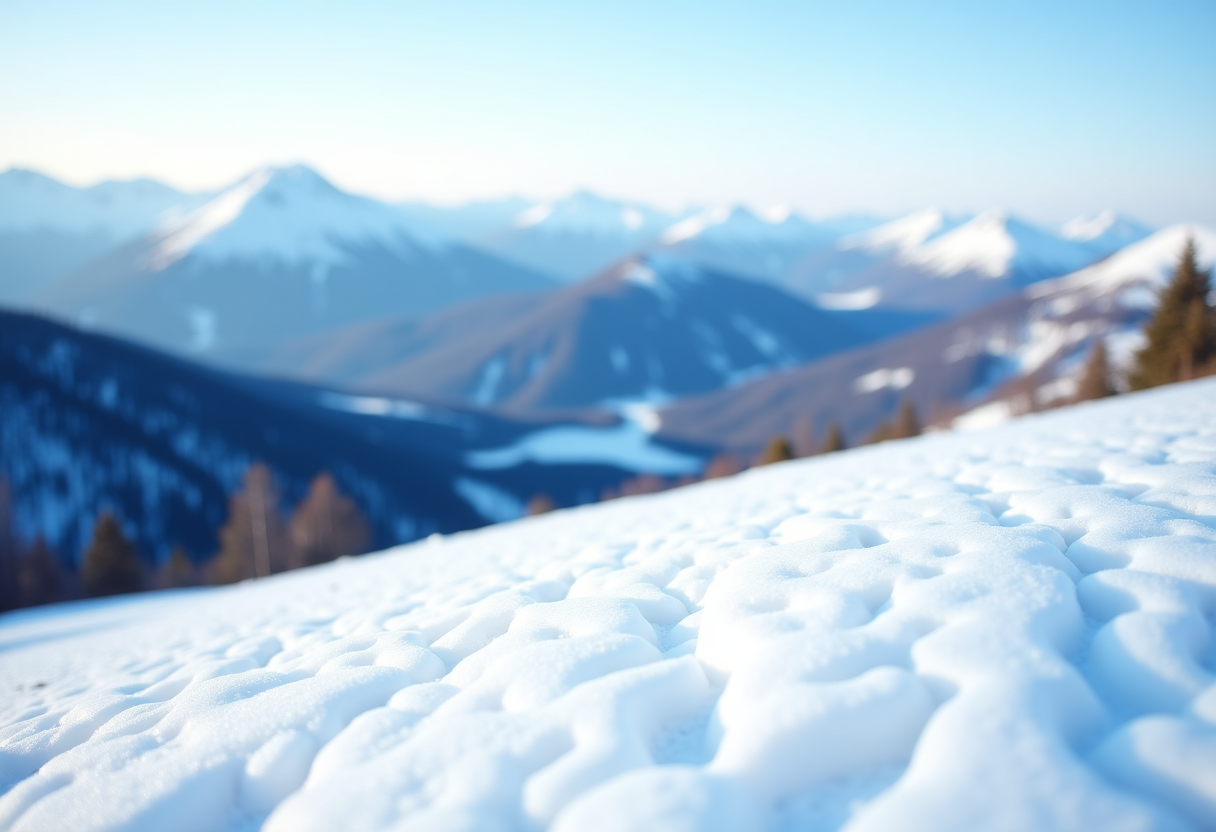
[{"x1": 2, "y1": 379, "x2": 1215, "y2": 832}]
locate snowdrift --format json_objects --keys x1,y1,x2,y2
[{"x1": 2, "y1": 379, "x2": 1215, "y2": 831}]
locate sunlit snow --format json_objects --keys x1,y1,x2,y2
[{"x1": 3, "y1": 381, "x2": 1215, "y2": 831}]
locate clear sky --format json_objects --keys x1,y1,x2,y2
[{"x1": 1, "y1": 0, "x2": 1213, "y2": 225}]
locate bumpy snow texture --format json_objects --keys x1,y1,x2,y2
[{"x1": 3, "y1": 380, "x2": 1216, "y2": 832}]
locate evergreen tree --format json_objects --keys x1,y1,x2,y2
[
  {"x1": 1129, "y1": 239, "x2": 1216, "y2": 390},
  {"x1": 703, "y1": 454, "x2": 746, "y2": 480},
  {"x1": 81, "y1": 512, "x2": 143, "y2": 597},
  {"x1": 158, "y1": 545, "x2": 197, "y2": 589},
  {"x1": 526, "y1": 494, "x2": 557, "y2": 515},
  {"x1": 288, "y1": 473, "x2": 371, "y2": 568},
  {"x1": 757, "y1": 435, "x2": 794, "y2": 465},
  {"x1": 892, "y1": 399, "x2": 922, "y2": 439},
  {"x1": 793, "y1": 416, "x2": 816, "y2": 457},
  {"x1": 212, "y1": 463, "x2": 291, "y2": 584},
  {"x1": 821, "y1": 422, "x2": 847, "y2": 454},
  {"x1": 1075, "y1": 339, "x2": 1115, "y2": 402},
  {"x1": 17, "y1": 536, "x2": 63, "y2": 607}
]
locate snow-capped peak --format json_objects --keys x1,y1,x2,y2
[
  {"x1": 899, "y1": 208, "x2": 1098, "y2": 281},
  {"x1": 148, "y1": 165, "x2": 431, "y2": 271},
  {"x1": 840, "y1": 208, "x2": 960, "y2": 255},
  {"x1": 507, "y1": 191, "x2": 671, "y2": 236},
  {"x1": 1058, "y1": 210, "x2": 1153, "y2": 256},
  {"x1": 1061, "y1": 209, "x2": 1120, "y2": 241},
  {"x1": 659, "y1": 205, "x2": 823, "y2": 247}
]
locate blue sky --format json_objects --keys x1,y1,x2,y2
[{"x1": 1, "y1": 0, "x2": 1213, "y2": 225}]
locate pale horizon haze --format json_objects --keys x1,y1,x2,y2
[{"x1": 1, "y1": 0, "x2": 1214, "y2": 226}]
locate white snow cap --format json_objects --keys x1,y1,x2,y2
[
  {"x1": 1059, "y1": 209, "x2": 1151, "y2": 243},
  {"x1": 3, "y1": 380, "x2": 1216, "y2": 831},
  {"x1": 841, "y1": 207, "x2": 960, "y2": 254},
  {"x1": 148, "y1": 165, "x2": 434, "y2": 270},
  {"x1": 509, "y1": 190, "x2": 670, "y2": 235},
  {"x1": 660, "y1": 204, "x2": 825, "y2": 247}
]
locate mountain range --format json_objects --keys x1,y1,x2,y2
[
  {"x1": 264, "y1": 254, "x2": 873, "y2": 412},
  {"x1": 655, "y1": 222, "x2": 1215, "y2": 452},
  {"x1": 19, "y1": 166, "x2": 557, "y2": 365},
  {"x1": 4, "y1": 166, "x2": 1150, "y2": 355}
]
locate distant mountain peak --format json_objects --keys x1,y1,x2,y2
[
  {"x1": 841, "y1": 208, "x2": 960, "y2": 254},
  {"x1": 147, "y1": 165, "x2": 430, "y2": 270},
  {"x1": 1058, "y1": 210, "x2": 1153, "y2": 255},
  {"x1": 505, "y1": 190, "x2": 671, "y2": 236}
]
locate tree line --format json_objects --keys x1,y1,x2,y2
[{"x1": 0, "y1": 466, "x2": 371, "y2": 611}]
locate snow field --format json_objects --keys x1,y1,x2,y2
[{"x1": 2, "y1": 379, "x2": 1215, "y2": 831}]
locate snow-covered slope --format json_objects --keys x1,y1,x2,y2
[
  {"x1": 1055, "y1": 222, "x2": 1216, "y2": 298},
  {"x1": 26, "y1": 166, "x2": 556, "y2": 366},
  {"x1": 900, "y1": 208, "x2": 1099, "y2": 282},
  {"x1": 3, "y1": 380, "x2": 1214, "y2": 831},
  {"x1": 147, "y1": 165, "x2": 440, "y2": 269}
]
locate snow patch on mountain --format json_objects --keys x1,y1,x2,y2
[
  {"x1": 466, "y1": 418, "x2": 702, "y2": 474},
  {"x1": 817, "y1": 287, "x2": 882, "y2": 310}
]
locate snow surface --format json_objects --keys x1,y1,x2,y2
[{"x1": 3, "y1": 380, "x2": 1216, "y2": 832}]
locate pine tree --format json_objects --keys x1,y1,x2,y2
[
  {"x1": 793, "y1": 416, "x2": 816, "y2": 457},
  {"x1": 81, "y1": 512, "x2": 143, "y2": 597},
  {"x1": 288, "y1": 473, "x2": 371, "y2": 568},
  {"x1": 1075, "y1": 339, "x2": 1115, "y2": 402},
  {"x1": 212, "y1": 463, "x2": 291, "y2": 584},
  {"x1": 17, "y1": 537, "x2": 64, "y2": 607},
  {"x1": 821, "y1": 422, "x2": 847, "y2": 454},
  {"x1": 1129, "y1": 239, "x2": 1216, "y2": 390},
  {"x1": 526, "y1": 494, "x2": 557, "y2": 515},
  {"x1": 703, "y1": 454, "x2": 746, "y2": 480},
  {"x1": 757, "y1": 435, "x2": 794, "y2": 465},
  {"x1": 158, "y1": 545, "x2": 197, "y2": 589},
  {"x1": 892, "y1": 399, "x2": 921, "y2": 439}
]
